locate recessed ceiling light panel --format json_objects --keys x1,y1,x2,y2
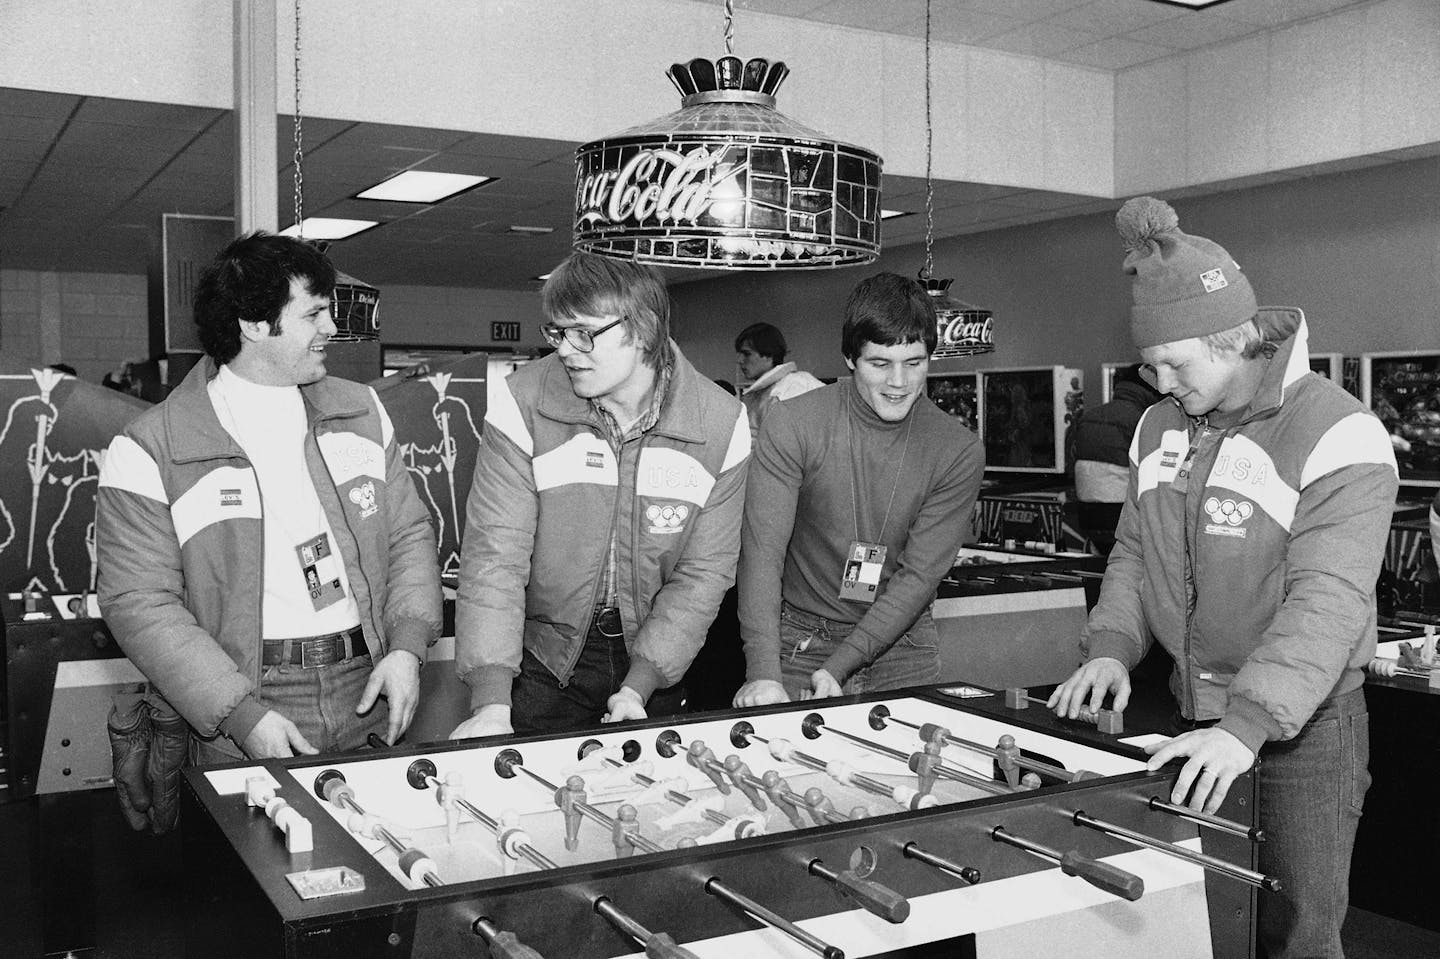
[
  {"x1": 279, "y1": 217, "x2": 380, "y2": 240},
  {"x1": 356, "y1": 171, "x2": 493, "y2": 203}
]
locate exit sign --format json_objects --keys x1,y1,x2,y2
[{"x1": 491, "y1": 321, "x2": 521, "y2": 342}]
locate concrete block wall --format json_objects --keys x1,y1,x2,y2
[{"x1": 0, "y1": 269, "x2": 148, "y2": 382}]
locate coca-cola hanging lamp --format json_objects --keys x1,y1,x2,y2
[
  {"x1": 572, "y1": 1, "x2": 882, "y2": 270},
  {"x1": 917, "y1": 0, "x2": 994, "y2": 358}
]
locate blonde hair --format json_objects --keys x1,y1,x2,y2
[{"x1": 1201, "y1": 317, "x2": 1276, "y2": 360}]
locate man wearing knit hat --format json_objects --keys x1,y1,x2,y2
[{"x1": 1049, "y1": 197, "x2": 1397, "y2": 958}]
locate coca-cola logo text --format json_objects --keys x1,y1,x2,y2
[
  {"x1": 577, "y1": 146, "x2": 743, "y2": 228},
  {"x1": 935, "y1": 313, "x2": 994, "y2": 351}
]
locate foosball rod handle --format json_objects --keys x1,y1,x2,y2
[
  {"x1": 990, "y1": 826, "x2": 1143, "y2": 902},
  {"x1": 593, "y1": 898, "x2": 700, "y2": 959},
  {"x1": 807, "y1": 859, "x2": 910, "y2": 924},
  {"x1": 472, "y1": 917, "x2": 545, "y2": 959}
]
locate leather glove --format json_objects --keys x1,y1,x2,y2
[
  {"x1": 107, "y1": 692, "x2": 153, "y2": 832},
  {"x1": 145, "y1": 697, "x2": 190, "y2": 835}
]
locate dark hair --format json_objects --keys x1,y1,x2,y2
[
  {"x1": 712, "y1": 378, "x2": 737, "y2": 396},
  {"x1": 193, "y1": 232, "x2": 336, "y2": 364},
  {"x1": 541, "y1": 252, "x2": 669, "y2": 367},
  {"x1": 734, "y1": 322, "x2": 787, "y2": 363},
  {"x1": 840, "y1": 273, "x2": 937, "y2": 362}
]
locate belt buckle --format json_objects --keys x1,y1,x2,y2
[{"x1": 300, "y1": 637, "x2": 340, "y2": 669}]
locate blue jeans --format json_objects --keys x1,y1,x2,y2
[
  {"x1": 191, "y1": 654, "x2": 385, "y2": 764},
  {"x1": 510, "y1": 619, "x2": 686, "y2": 735},
  {"x1": 1255, "y1": 688, "x2": 1370, "y2": 959},
  {"x1": 778, "y1": 601, "x2": 940, "y2": 696}
]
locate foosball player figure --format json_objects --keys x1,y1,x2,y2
[{"x1": 558, "y1": 775, "x2": 586, "y2": 852}]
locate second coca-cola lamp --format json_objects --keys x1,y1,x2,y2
[
  {"x1": 916, "y1": 0, "x2": 994, "y2": 358},
  {"x1": 572, "y1": 0, "x2": 882, "y2": 270}
]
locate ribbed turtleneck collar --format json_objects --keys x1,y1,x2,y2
[{"x1": 844, "y1": 376, "x2": 913, "y2": 431}]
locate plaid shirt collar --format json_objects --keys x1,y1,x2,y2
[{"x1": 589, "y1": 342, "x2": 674, "y2": 450}]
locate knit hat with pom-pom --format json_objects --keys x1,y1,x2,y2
[{"x1": 1116, "y1": 196, "x2": 1259, "y2": 349}]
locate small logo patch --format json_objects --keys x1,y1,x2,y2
[
  {"x1": 644, "y1": 502, "x2": 690, "y2": 535},
  {"x1": 220, "y1": 489, "x2": 242, "y2": 507},
  {"x1": 347, "y1": 480, "x2": 379, "y2": 519},
  {"x1": 586, "y1": 450, "x2": 605, "y2": 469},
  {"x1": 1203, "y1": 496, "x2": 1253, "y2": 538},
  {"x1": 1200, "y1": 268, "x2": 1229, "y2": 293}
]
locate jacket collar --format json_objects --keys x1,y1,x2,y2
[
  {"x1": 535, "y1": 339, "x2": 707, "y2": 445},
  {"x1": 1230, "y1": 308, "x2": 1310, "y2": 423},
  {"x1": 164, "y1": 355, "x2": 370, "y2": 463},
  {"x1": 741, "y1": 361, "x2": 797, "y2": 395}
]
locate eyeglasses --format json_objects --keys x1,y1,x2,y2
[{"x1": 539, "y1": 316, "x2": 625, "y2": 353}]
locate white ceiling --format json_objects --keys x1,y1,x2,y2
[{"x1": 0, "y1": 0, "x2": 1376, "y2": 290}]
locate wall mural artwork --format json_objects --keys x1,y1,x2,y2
[
  {"x1": 0, "y1": 366, "x2": 149, "y2": 595},
  {"x1": 372, "y1": 353, "x2": 487, "y2": 583}
]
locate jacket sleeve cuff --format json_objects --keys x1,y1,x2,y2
[
  {"x1": 821, "y1": 643, "x2": 868, "y2": 685},
  {"x1": 743, "y1": 644, "x2": 784, "y2": 683},
  {"x1": 384, "y1": 616, "x2": 436, "y2": 662},
  {"x1": 1083, "y1": 630, "x2": 1141, "y2": 670},
  {"x1": 1217, "y1": 696, "x2": 1282, "y2": 755},
  {"x1": 218, "y1": 695, "x2": 268, "y2": 748},
  {"x1": 622, "y1": 657, "x2": 667, "y2": 703},
  {"x1": 466, "y1": 665, "x2": 516, "y2": 712}
]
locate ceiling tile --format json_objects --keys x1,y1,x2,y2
[
  {"x1": 1124, "y1": 12, "x2": 1261, "y2": 50},
  {"x1": 981, "y1": 23, "x2": 1102, "y2": 57},
  {"x1": 1055, "y1": 35, "x2": 1174, "y2": 69}
]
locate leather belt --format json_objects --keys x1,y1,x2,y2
[
  {"x1": 262, "y1": 626, "x2": 364, "y2": 669},
  {"x1": 592, "y1": 606, "x2": 624, "y2": 639}
]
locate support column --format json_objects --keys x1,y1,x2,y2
[{"x1": 233, "y1": 0, "x2": 278, "y2": 234}]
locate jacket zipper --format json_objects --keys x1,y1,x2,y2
[
  {"x1": 312, "y1": 419, "x2": 379, "y2": 653},
  {"x1": 1180, "y1": 421, "x2": 1209, "y2": 718},
  {"x1": 558, "y1": 432, "x2": 627, "y2": 688}
]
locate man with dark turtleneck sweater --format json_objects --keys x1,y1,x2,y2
[{"x1": 733, "y1": 273, "x2": 985, "y2": 706}]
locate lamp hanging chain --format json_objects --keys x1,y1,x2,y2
[
  {"x1": 723, "y1": 0, "x2": 735, "y2": 55},
  {"x1": 922, "y1": 0, "x2": 934, "y2": 281},
  {"x1": 292, "y1": 0, "x2": 305, "y2": 236}
]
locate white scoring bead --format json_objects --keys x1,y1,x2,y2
[{"x1": 768, "y1": 738, "x2": 794, "y2": 761}]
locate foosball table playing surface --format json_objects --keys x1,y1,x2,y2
[{"x1": 181, "y1": 687, "x2": 1265, "y2": 958}]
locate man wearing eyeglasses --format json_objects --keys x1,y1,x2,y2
[{"x1": 451, "y1": 252, "x2": 750, "y2": 737}]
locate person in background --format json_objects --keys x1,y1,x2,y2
[
  {"x1": 735, "y1": 321, "x2": 824, "y2": 434},
  {"x1": 1071, "y1": 363, "x2": 1164, "y2": 554},
  {"x1": 97, "y1": 232, "x2": 442, "y2": 769},
  {"x1": 734, "y1": 273, "x2": 985, "y2": 706},
  {"x1": 1430, "y1": 489, "x2": 1439, "y2": 578},
  {"x1": 451, "y1": 252, "x2": 749, "y2": 738},
  {"x1": 1049, "y1": 197, "x2": 1397, "y2": 959}
]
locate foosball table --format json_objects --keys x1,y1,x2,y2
[{"x1": 181, "y1": 687, "x2": 1267, "y2": 958}]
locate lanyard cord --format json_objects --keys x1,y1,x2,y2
[{"x1": 847, "y1": 391, "x2": 914, "y2": 545}]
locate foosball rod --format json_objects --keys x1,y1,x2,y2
[
  {"x1": 578, "y1": 743, "x2": 740, "y2": 831},
  {"x1": 1145, "y1": 796, "x2": 1266, "y2": 843},
  {"x1": 1005, "y1": 688, "x2": 1119, "y2": 732},
  {"x1": 730, "y1": 722, "x2": 938, "y2": 811},
  {"x1": 313, "y1": 769, "x2": 443, "y2": 888},
  {"x1": 1069, "y1": 810, "x2": 1280, "y2": 890},
  {"x1": 899, "y1": 842, "x2": 981, "y2": 885},
  {"x1": 703, "y1": 877, "x2": 844, "y2": 959},
  {"x1": 592, "y1": 897, "x2": 698, "y2": 959},
  {"x1": 494, "y1": 749, "x2": 666, "y2": 855},
  {"x1": 801, "y1": 713, "x2": 1012, "y2": 796},
  {"x1": 405, "y1": 759, "x2": 557, "y2": 871},
  {"x1": 655, "y1": 730, "x2": 849, "y2": 827},
  {"x1": 989, "y1": 826, "x2": 1143, "y2": 901},
  {"x1": 471, "y1": 917, "x2": 545, "y2": 959},
  {"x1": 868, "y1": 705, "x2": 1080, "y2": 783}
]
